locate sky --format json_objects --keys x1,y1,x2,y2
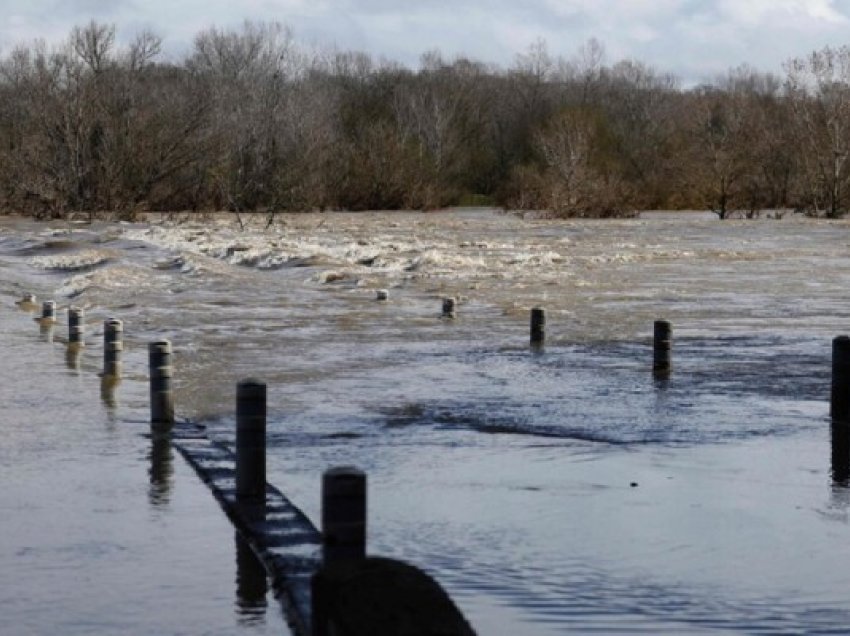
[{"x1": 3, "y1": 0, "x2": 850, "y2": 82}]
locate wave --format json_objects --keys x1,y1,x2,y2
[{"x1": 30, "y1": 249, "x2": 113, "y2": 272}]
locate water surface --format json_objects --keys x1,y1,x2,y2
[{"x1": 2, "y1": 209, "x2": 850, "y2": 634}]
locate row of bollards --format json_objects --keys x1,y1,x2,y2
[
  {"x1": 23, "y1": 288, "x2": 850, "y2": 633},
  {"x1": 227, "y1": 378, "x2": 472, "y2": 635},
  {"x1": 27, "y1": 289, "x2": 850, "y2": 436},
  {"x1": 374, "y1": 295, "x2": 676, "y2": 370}
]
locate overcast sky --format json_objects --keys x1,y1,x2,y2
[{"x1": 3, "y1": 0, "x2": 850, "y2": 81}]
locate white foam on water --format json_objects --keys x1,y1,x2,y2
[
  {"x1": 57, "y1": 265, "x2": 169, "y2": 298},
  {"x1": 30, "y1": 249, "x2": 113, "y2": 272}
]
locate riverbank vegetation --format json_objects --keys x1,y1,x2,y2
[{"x1": 1, "y1": 21, "x2": 849, "y2": 220}]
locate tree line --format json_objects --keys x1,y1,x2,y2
[{"x1": 1, "y1": 21, "x2": 849, "y2": 220}]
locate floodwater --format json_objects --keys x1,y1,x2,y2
[
  {"x1": 0, "y1": 247, "x2": 291, "y2": 633},
  {"x1": 2, "y1": 208, "x2": 850, "y2": 634}
]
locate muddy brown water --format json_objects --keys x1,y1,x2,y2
[{"x1": 2, "y1": 209, "x2": 850, "y2": 634}]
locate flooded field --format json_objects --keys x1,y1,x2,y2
[{"x1": 2, "y1": 208, "x2": 850, "y2": 634}]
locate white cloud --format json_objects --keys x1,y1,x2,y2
[
  {"x1": 718, "y1": 0, "x2": 848, "y2": 24},
  {"x1": 2, "y1": 0, "x2": 850, "y2": 80}
]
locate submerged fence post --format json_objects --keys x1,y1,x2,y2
[
  {"x1": 321, "y1": 466, "x2": 367, "y2": 564},
  {"x1": 653, "y1": 319, "x2": 672, "y2": 375},
  {"x1": 530, "y1": 307, "x2": 545, "y2": 346},
  {"x1": 68, "y1": 307, "x2": 84, "y2": 347},
  {"x1": 149, "y1": 340, "x2": 174, "y2": 432},
  {"x1": 442, "y1": 297, "x2": 457, "y2": 319},
  {"x1": 236, "y1": 379, "x2": 266, "y2": 502},
  {"x1": 832, "y1": 336, "x2": 850, "y2": 422}
]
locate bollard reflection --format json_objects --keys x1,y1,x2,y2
[
  {"x1": 39, "y1": 323, "x2": 54, "y2": 343},
  {"x1": 148, "y1": 434, "x2": 173, "y2": 507},
  {"x1": 831, "y1": 421, "x2": 850, "y2": 487},
  {"x1": 65, "y1": 343, "x2": 82, "y2": 372},
  {"x1": 235, "y1": 533, "x2": 268, "y2": 625},
  {"x1": 652, "y1": 371, "x2": 670, "y2": 389},
  {"x1": 100, "y1": 375, "x2": 120, "y2": 412}
]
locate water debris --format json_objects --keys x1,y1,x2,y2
[{"x1": 317, "y1": 271, "x2": 348, "y2": 284}]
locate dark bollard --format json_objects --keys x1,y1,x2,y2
[
  {"x1": 149, "y1": 340, "x2": 174, "y2": 432},
  {"x1": 103, "y1": 318, "x2": 123, "y2": 378},
  {"x1": 530, "y1": 307, "x2": 545, "y2": 346},
  {"x1": 236, "y1": 380, "x2": 266, "y2": 502},
  {"x1": 68, "y1": 307, "x2": 84, "y2": 347},
  {"x1": 442, "y1": 297, "x2": 457, "y2": 319},
  {"x1": 322, "y1": 466, "x2": 367, "y2": 565},
  {"x1": 832, "y1": 336, "x2": 850, "y2": 422},
  {"x1": 653, "y1": 320, "x2": 672, "y2": 375},
  {"x1": 41, "y1": 300, "x2": 56, "y2": 323},
  {"x1": 313, "y1": 468, "x2": 474, "y2": 636}
]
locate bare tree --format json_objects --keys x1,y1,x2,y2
[{"x1": 785, "y1": 46, "x2": 850, "y2": 217}]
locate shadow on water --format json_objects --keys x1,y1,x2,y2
[
  {"x1": 235, "y1": 533, "x2": 268, "y2": 625},
  {"x1": 357, "y1": 334, "x2": 830, "y2": 446},
  {"x1": 148, "y1": 435, "x2": 173, "y2": 507}
]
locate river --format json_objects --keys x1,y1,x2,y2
[{"x1": 2, "y1": 208, "x2": 849, "y2": 634}]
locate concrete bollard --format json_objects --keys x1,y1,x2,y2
[
  {"x1": 41, "y1": 300, "x2": 56, "y2": 322},
  {"x1": 68, "y1": 307, "x2": 84, "y2": 347},
  {"x1": 442, "y1": 297, "x2": 457, "y2": 319},
  {"x1": 149, "y1": 340, "x2": 174, "y2": 432},
  {"x1": 832, "y1": 336, "x2": 850, "y2": 422},
  {"x1": 103, "y1": 318, "x2": 123, "y2": 378},
  {"x1": 530, "y1": 307, "x2": 545, "y2": 346},
  {"x1": 376, "y1": 289, "x2": 388, "y2": 301},
  {"x1": 653, "y1": 320, "x2": 672, "y2": 375},
  {"x1": 322, "y1": 466, "x2": 367, "y2": 565},
  {"x1": 236, "y1": 379, "x2": 267, "y2": 502}
]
